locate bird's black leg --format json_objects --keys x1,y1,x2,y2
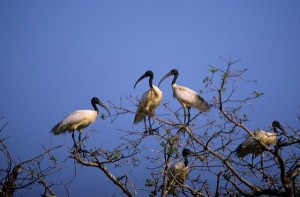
[
  {"x1": 78, "y1": 132, "x2": 85, "y2": 153},
  {"x1": 187, "y1": 107, "x2": 191, "y2": 124},
  {"x1": 183, "y1": 108, "x2": 187, "y2": 124},
  {"x1": 143, "y1": 117, "x2": 149, "y2": 136},
  {"x1": 72, "y1": 131, "x2": 76, "y2": 146},
  {"x1": 78, "y1": 132, "x2": 82, "y2": 142},
  {"x1": 148, "y1": 116, "x2": 159, "y2": 134},
  {"x1": 148, "y1": 116, "x2": 153, "y2": 134}
]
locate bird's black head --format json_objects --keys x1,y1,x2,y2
[
  {"x1": 272, "y1": 120, "x2": 286, "y2": 135},
  {"x1": 182, "y1": 148, "x2": 192, "y2": 166},
  {"x1": 144, "y1": 70, "x2": 154, "y2": 77},
  {"x1": 134, "y1": 70, "x2": 154, "y2": 89},
  {"x1": 91, "y1": 97, "x2": 100, "y2": 105},
  {"x1": 158, "y1": 68, "x2": 179, "y2": 87},
  {"x1": 170, "y1": 69, "x2": 179, "y2": 76},
  {"x1": 91, "y1": 97, "x2": 111, "y2": 116},
  {"x1": 182, "y1": 148, "x2": 192, "y2": 157}
]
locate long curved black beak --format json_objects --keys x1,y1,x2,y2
[
  {"x1": 98, "y1": 100, "x2": 111, "y2": 116},
  {"x1": 158, "y1": 71, "x2": 173, "y2": 87},
  {"x1": 134, "y1": 70, "x2": 153, "y2": 89},
  {"x1": 134, "y1": 73, "x2": 148, "y2": 89},
  {"x1": 278, "y1": 124, "x2": 287, "y2": 135}
]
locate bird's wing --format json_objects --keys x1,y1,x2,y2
[
  {"x1": 134, "y1": 90, "x2": 151, "y2": 123},
  {"x1": 134, "y1": 88, "x2": 162, "y2": 124},
  {"x1": 167, "y1": 162, "x2": 188, "y2": 196},
  {"x1": 170, "y1": 162, "x2": 188, "y2": 182},
  {"x1": 174, "y1": 85, "x2": 210, "y2": 111},
  {"x1": 174, "y1": 86, "x2": 196, "y2": 106},
  {"x1": 52, "y1": 110, "x2": 91, "y2": 134},
  {"x1": 235, "y1": 134, "x2": 263, "y2": 158},
  {"x1": 241, "y1": 137, "x2": 259, "y2": 148},
  {"x1": 254, "y1": 130, "x2": 277, "y2": 147},
  {"x1": 151, "y1": 86, "x2": 163, "y2": 109},
  {"x1": 62, "y1": 110, "x2": 88, "y2": 124},
  {"x1": 235, "y1": 131, "x2": 275, "y2": 158}
]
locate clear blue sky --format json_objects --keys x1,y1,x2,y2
[{"x1": 1, "y1": 1, "x2": 300, "y2": 196}]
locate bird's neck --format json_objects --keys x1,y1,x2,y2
[
  {"x1": 273, "y1": 127, "x2": 278, "y2": 134},
  {"x1": 148, "y1": 75, "x2": 153, "y2": 88},
  {"x1": 172, "y1": 84, "x2": 177, "y2": 98},
  {"x1": 184, "y1": 158, "x2": 188, "y2": 167},
  {"x1": 92, "y1": 103, "x2": 99, "y2": 114},
  {"x1": 172, "y1": 73, "x2": 178, "y2": 85}
]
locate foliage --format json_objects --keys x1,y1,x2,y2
[
  {"x1": 107, "y1": 57, "x2": 300, "y2": 196},
  {"x1": 1, "y1": 57, "x2": 299, "y2": 197},
  {"x1": 0, "y1": 117, "x2": 65, "y2": 197}
]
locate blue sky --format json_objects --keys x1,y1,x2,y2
[{"x1": 1, "y1": 1, "x2": 300, "y2": 196}]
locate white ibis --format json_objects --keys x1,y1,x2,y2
[
  {"x1": 166, "y1": 148, "x2": 192, "y2": 196},
  {"x1": 158, "y1": 69, "x2": 210, "y2": 124},
  {"x1": 134, "y1": 70, "x2": 162, "y2": 127},
  {"x1": 235, "y1": 121, "x2": 286, "y2": 158},
  {"x1": 51, "y1": 97, "x2": 111, "y2": 143}
]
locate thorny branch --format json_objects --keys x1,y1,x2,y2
[
  {"x1": 70, "y1": 140, "x2": 137, "y2": 197},
  {"x1": 0, "y1": 135, "x2": 64, "y2": 196},
  {"x1": 2, "y1": 57, "x2": 299, "y2": 196},
  {"x1": 103, "y1": 57, "x2": 300, "y2": 196}
]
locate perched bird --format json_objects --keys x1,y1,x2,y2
[
  {"x1": 51, "y1": 97, "x2": 111, "y2": 143},
  {"x1": 166, "y1": 148, "x2": 192, "y2": 196},
  {"x1": 235, "y1": 121, "x2": 286, "y2": 158},
  {"x1": 134, "y1": 70, "x2": 162, "y2": 125},
  {"x1": 158, "y1": 69, "x2": 210, "y2": 124}
]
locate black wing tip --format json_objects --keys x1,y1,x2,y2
[
  {"x1": 50, "y1": 123, "x2": 61, "y2": 135},
  {"x1": 234, "y1": 144, "x2": 245, "y2": 158}
]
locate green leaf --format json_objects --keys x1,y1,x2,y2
[
  {"x1": 100, "y1": 113, "x2": 105, "y2": 120},
  {"x1": 50, "y1": 155, "x2": 57, "y2": 164},
  {"x1": 145, "y1": 178, "x2": 156, "y2": 187},
  {"x1": 218, "y1": 87, "x2": 226, "y2": 92},
  {"x1": 209, "y1": 67, "x2": 218, "y2": 73}
]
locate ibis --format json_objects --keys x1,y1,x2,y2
[
  {"x1": 235, "y1": 120, "x2": 286, "y2": 158},
  {"x1": 134, "y1": 70, "x2": 162, "y2": 129},
  {"x1": 166, "y1": 148, "x2": 192, "y2": 196},
  {"x1": 158, "y1": 69, "x2": 210, "y2": 124},
  {"x1": 51, "y1": 97, "x2": 111, "y2": 144}
]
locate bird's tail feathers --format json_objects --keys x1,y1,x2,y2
[
  {"x1": 195, "y1": 95, "x2": 211, "y2": 112},
  {"x1": 235, "y1": 144, "x2": 263, "y2": 158},
  {"x1": 134, "y1": 105, "x2": 152, "y2": 124},
  {"x1": 234, "y1": 144, "x2": 248, "y2": 158},
  {"x1": 51, "y1": 123, "x2": 62, "y2": 135},
  {"x1": 133, "y1": 113, "x2": 145, "y2": 124}
]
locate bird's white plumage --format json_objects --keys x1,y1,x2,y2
[
  {"x1": 235, "y1": 130, "x2": 278, "y2": 157},
  {"x1": 158, "y1": 69, "x2": 210, "y2": 124},
  {"x1": 134, "y1": 85, "x2": 162, "y2": 124},
  {"x1": 52, "y1": 110, "x2": 97, "y2": 135},
  {"x1": 141, "y1": 86, "x2": 162, "y2": 111},
  {"x1": 167, "y1": 161, "x2": 189, "y2": 196},
  {"x1": 172, "y1": 84, "x2": 209, "y2": 111},
  {"x1": 169, "y1": 162, "x2": 189, "y2": 181},
  {"x1": 244, "y1": 130, "x2": 277, "y2": 147},
  {"x1": 51, "y1": 97, "x2": 110, "y2": 143}
]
